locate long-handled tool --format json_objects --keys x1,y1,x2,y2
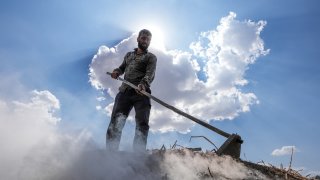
[{"x1": 107, "y1": 72, "x2": 243, "y2": 158}]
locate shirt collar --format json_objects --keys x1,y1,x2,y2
[{"x1": 134, "y1": 48, "x2": 148, "y2": 54}]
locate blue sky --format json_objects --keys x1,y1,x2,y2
[{"x1": 1, "y1": 0, "x2": 320, "y2": 176}]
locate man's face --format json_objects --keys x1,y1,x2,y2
[{"x1": 137, "y1": 33, "x2": 152, "y2": 51}]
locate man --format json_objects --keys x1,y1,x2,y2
[{"x1": 107, "y1": 29, "x2": 157, "y2": 152}]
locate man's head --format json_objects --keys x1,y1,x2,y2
[{"x1": 137, "y1": 29, "x2": 152, "y2": 51}]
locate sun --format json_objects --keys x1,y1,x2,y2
[
  {"x1": 148, "y1": 26, "x2": 166, "y2": 51},
  {"x1": 136, "y1": 24, "x2": 166, "y2": 51}
]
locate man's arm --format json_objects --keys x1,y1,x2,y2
[
  {"x1": 111, "y1": 52, "x2": 130, "y2": 79},
  {"x1": 139, "y1": 54, "x2": 157, "y2": 88}
]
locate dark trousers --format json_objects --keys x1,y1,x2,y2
[{"x1": 106, "y1": 88, "x2": 151, "y2": 152}]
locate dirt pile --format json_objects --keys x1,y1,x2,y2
[
  {"x1": 14, "y1": 146, "x2": 315, "y2": 180},
  {"x1": 147, "y1": 148, "x2": 312, "y2": 180}
]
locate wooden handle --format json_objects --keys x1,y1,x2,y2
[{"x1": 106, "y1": 72, "x2": 231, "y2": 138}]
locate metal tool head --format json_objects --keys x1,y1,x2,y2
[{"x1": 216, "y1": 134, "x2": 243, "y2": 158}]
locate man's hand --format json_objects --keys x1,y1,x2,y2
[
  {"x1": 111, "y1": 71, "x2": 120, "y2": 79},
  {"x1": 136, "y1": 84, "x2": 146, "y2": 95}
]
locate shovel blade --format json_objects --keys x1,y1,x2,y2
[{"x1": 216, "y1": 134, "x2": 243, "y2": 158}]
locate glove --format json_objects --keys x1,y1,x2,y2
[
  {"x1": 111, "y1": 71, "x2": 120, "y2": 79},
  {"x1": 135, "y1": 84, "x2": 146, "y2": 95}
]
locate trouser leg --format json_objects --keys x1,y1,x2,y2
[
  {"x1": 106, "y1": 92, "x2": 132, "y2": 151},
  {"x1": 133, "y1": 96, "x2": 151, "y2": 152}
]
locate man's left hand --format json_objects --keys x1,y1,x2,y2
[{"x1": 136, "y1": 84, "x2": 146, "y2": 95}]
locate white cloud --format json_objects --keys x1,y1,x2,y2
[
  {"x1": 96, "y1": 105, "x2": 102, "y2": 110},
  {"x1": 271, "y1": 146, "x2": 299, "y2": 156},
  {"x1": 96, "y1": 96, "x2": 106, "y2": 101},
  {"x1": 89, "y1": 12, "x2": 269, "y2": 133}
]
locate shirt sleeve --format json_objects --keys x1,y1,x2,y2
[
  {"x1": 113, "y1": 52, "x2": 130, "y2": 75},
  {"x1": 140, "y1": 54, "x2": 157, "y2": 87}
]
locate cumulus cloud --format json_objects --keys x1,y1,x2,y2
[
  {"x1": 89, "y1": 12, "x2": 269, "y2": 133},
  {"x1": 271, "y1": 146, "x2": 299, "y2": 156}
]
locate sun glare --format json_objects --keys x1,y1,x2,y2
[{"x1": 137, "y1": 24, "x2": 166, "y2": 51}]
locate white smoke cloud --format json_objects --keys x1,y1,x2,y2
[
  {"x1": 0, "y1": 89, "x2": 160, "y2": 180},
  {"x1": 89, "y1": 12, "x2": 269, "y2": 133},
  {"x1": 271, "y1": 145, "x2": 299, "y2": 156},
  {"x1": 0, "y1": 90, "x2": 61, "y2": 179},
  {"x1": 161, "y1": 149, "x2": 270, "y2": 180},
  {"x1": 0, "y1": 89, "x2": 272, "y2": 179}
]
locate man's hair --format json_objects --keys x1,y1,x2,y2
[{"x1": 138, "y1": 29, "x2": 152, "y2": 38}]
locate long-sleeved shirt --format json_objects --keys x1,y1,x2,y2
[{"x1": 113, "y1": 48, "x2": 157, "y2": 92}]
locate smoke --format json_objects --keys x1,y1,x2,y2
[
  {"x1": 0, "y1": 90, "x2": 159, "y2": 180},
  {"x1": 0, "y1": 90, "x2": 60, "y2": 179},
  {"x1": 15, "y1": 136, "x2": 162, "y2": 180},
  {"x1": 0, "y1": 90, "x2": 272, "y2": 179},
  {"x1": 161, "y1": 149, "x2": 270, "y2": 180}
]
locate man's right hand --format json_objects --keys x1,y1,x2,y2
[{"x1": 111, "y1": 71, "x2": 120, "y2": 79}]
